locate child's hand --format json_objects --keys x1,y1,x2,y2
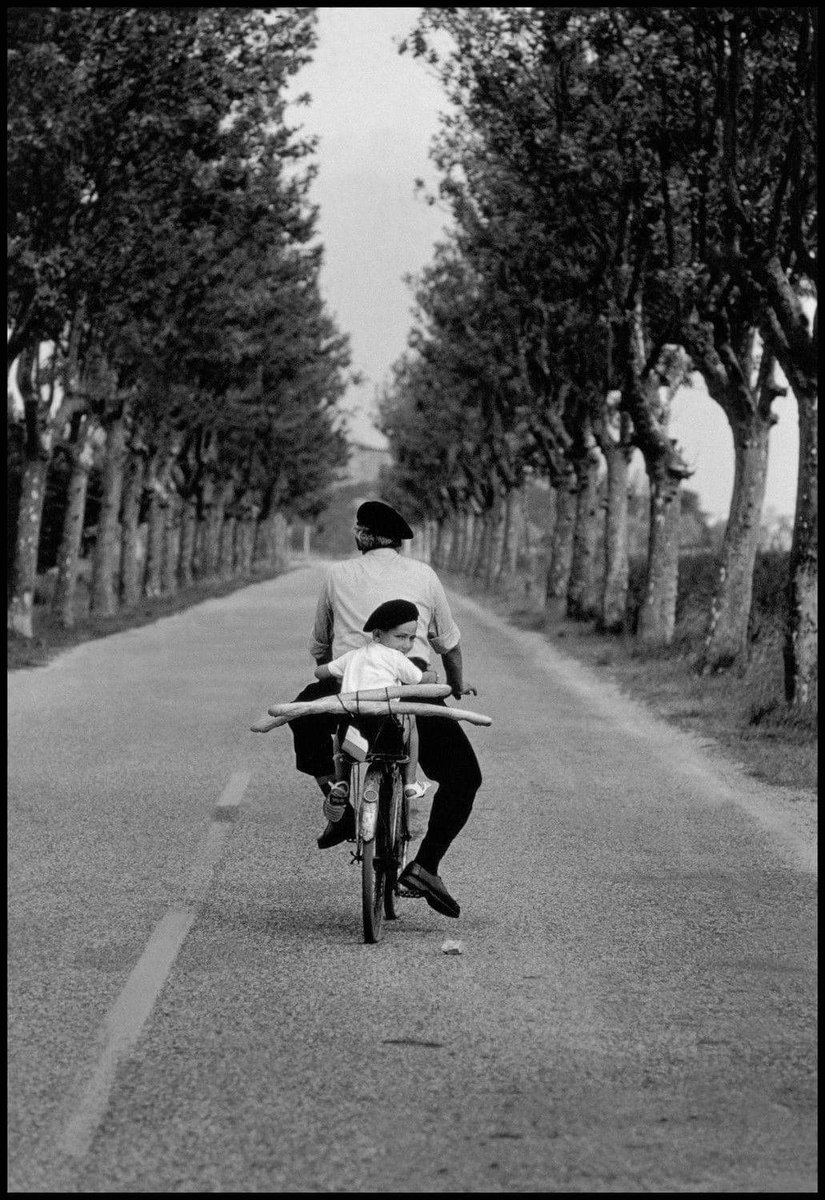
[{"x1": 420, "y1": 670, "x2": 438, "y2": 683}]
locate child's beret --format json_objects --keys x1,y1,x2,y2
[{"x1": 364, "y1": 598, "x2": 420, "y2": 632}]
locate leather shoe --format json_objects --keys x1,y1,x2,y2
[
  {"x1": 398, "y1": 862, "x2": 460, "y2": 918},
  {"x1": 317, "y1": 806, "x2": 355, "y2": 849}
]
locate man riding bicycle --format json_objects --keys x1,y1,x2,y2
[{"x1": 289, "y1": 499, "x2": 482, "y2": 919}]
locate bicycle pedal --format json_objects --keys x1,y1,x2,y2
[{"x1": 396, "y1": 885, "x2": 424, "y2": 899}]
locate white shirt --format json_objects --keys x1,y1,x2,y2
[
  {"x1": 309, "y1": 548, "x2": 461, "y2": 666},
  {"x1": 326, "y1": 641, "x2": 424, "y2": 694}
]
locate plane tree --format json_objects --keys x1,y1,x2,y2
[
  {"x1": 583, "y1": 7, "x2": 816, "y2": 682},
  {"x1": 682, "y1": 7, "x2": 816, "y2": 698},
  {"x1": 405, "y1": 7, "x2": 696, "y2": 642}
]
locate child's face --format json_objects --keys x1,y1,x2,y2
[{"x1": 373, "y1": 619, "x2": 417, "y2": 656}]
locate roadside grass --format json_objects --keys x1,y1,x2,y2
[
  {"x1": 7, "y1": 561, "x2": 292, "y2": 672},
  {"x1": 444, "y1": 550, "x2": 817, "y2": 796}
]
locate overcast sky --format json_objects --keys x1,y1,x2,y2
[{"x1": 290, "y1": 7, "x2": 800, "y2": 523}]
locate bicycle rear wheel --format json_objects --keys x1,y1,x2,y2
[
  {"x1": 361, "y1": 764, "x2": 387, "y2": 943},
  {"x1": 383, "y1": 765, "x2": 404, "y2": 921}
]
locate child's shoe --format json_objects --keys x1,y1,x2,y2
[
  {"x1": 323, "y1": 780, "x2": 349, "y2": 822},
  {"x1": 403, "y1": 780, "x2": 431, "y2": 801}
]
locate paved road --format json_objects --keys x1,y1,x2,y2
[{"x1": 8, "y1": 562, "x2": 817, "y2": 1193}]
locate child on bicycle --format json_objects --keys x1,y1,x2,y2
[{"x1": 313, "y1": 598, "x2": 436, "y2": 829}]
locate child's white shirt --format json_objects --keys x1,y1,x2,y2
[{"x1": 327, "y1": 641, "x2": 423, "y2": 694}]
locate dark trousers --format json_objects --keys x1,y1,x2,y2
[{"x1": 290, "y1": 677, "x2": 482, "y2": 874}]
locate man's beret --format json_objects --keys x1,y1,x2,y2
[
  {"x1": 364, "y1": 598, "x2": 420, "y2": 632},
  {"x1": 356, "y1": 499, "x2": 413, "y2": 540}
]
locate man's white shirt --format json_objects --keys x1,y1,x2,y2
[{"x1": 309, "y1": 548, "x2": 461, "y2": 666}]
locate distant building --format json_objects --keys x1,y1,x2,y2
[{"x1": 340, "y1": 439, "x2": 392, "y2": 487}]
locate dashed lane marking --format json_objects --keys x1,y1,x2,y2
[{"x1": 57, "y1": 770, "x2": 251, "y2": 1159}]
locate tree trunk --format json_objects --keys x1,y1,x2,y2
[
  {"x1": 637, "y1": 463, "x2": 683, "y2": 646},
  {"x1": 429, "y1": 520, "x2": 441, "y2": 566},
  {"x1": 507, "y1": 487, "x2": 525, "y2": 582},
  {"x1": 701, "y1": 414, "x2": 773, "y2": 671},
  {"x1": 520, "y1": 491, "x2": 543, "y2": 607},
  {"x1": 234, "y1": 516, "x2": 255, "y2": 575},
  {"x1": 201, "y1": 496, "x2": 224, "y2": 580},
  {"x1": 545, "y1": 472, "x2": 577, "y2": 623},
  {"x1": 252, "y1": 516, "x2": 267, "y2": 567},
  {"x1": 120, "y1": 452, "x2": 146, "y2": 608},
  {"x1": 494, "y1": 492, "x2": 513, "y2": 585},
  {"x1": 429, "y1": 519, "x2": 441, "y2": 568},
  {"x1": 194, "y1": 514, "x2": 209, "y2": 579},
  {"x1": 232, "y1": 519, "x2": 245, "y2": 574},
  {"x1": 618, "y1": 299, "x2": 692, "y2": 646},
  {"x1": 465, "y1": 513, "x2": 477, "y2": 575},
  {"x1": 245, "y1": 517, "x2": 258, "y2": 572},
  {"x1": 90, "y1": 412, "x2": 127, "y2": 616},
  {"x1": 473, "y1": 510, "x2": 492, "y2": 581},
  {"x1": 415, "y1": 522, "x2": 429, "y2": 563},
  {"x1": 53, "y1": 426, "x2": 96, "y2": 629},
  {"x1": 273, "y1": 511, "x2": 290, "y2": 570},
  {"x1": 460, "y1": 510, "x2": 476, "y2": 574},
  {"x1": 599, "y1": 442, "x2": 633, "y2": 633},
  {"x1": 444, "y1": 515, "x2": 458, "y2": 568},
  {"x1": 567, "y1": 451, "x2": 602, "y2": 621},
  {"x1": 253, "y1": 513, "x2": 274, "y2": 568},
  {"x1": 8, "y1": 457, "x2": 49, "y2": 639},
  {"x1": 784, "y1": 384, "x2": 817, "y2": 705},
  {"x1": 8, "y1": 345, "x2": 53, "y2": 639},
  {"x1": 407, "y1": 524, "x2": 424, "y2": 561},
  {"x1": 161, "y1": 493, "x2": 181, "y2": 597},
  {"x1": 219, "y1": 514, "x2": 237, "y2": 580},
  {"x1": 485, "y1": 496, "x2": 505, "y2": 588},
  {"x1": 451, "y1": 510, "x2": 466, "y2": 571},
  {"x1": 178, "y1": 499, "x2": 197, "y2": 588},
  {"x1": 468, "y1": 514, "x2": 481, "y2": 576},
  {"x1": 144, "y1": 492, "x2": 166, "y2": 599},
  {"x1": 432, "y1": 518, "x2": 446, "y2": 568}
]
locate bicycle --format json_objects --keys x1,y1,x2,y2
[{"x1": 251, "y1": 683, "x2": 492, "y2": 944}]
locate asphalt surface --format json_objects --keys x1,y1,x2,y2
[{"x1": 7, "y1": 561, "x2": 817, "y2": 1193}]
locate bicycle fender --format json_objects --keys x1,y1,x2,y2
[{"x1": 359, "y1": 779, "x2": 380, "y2": 842}]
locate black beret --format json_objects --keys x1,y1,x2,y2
[
  {"x1": 356, "y1": 499, "x2": 413, "y2": 540},
  {"x1": 364, "y1": 598, "x2": 420, "y2": 632}
]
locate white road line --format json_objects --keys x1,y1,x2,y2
[
  {"x1": 58, "y1": 907, "x2": 198, "y2": 1158},
  {"x1": 57, "y1": 771, "x2": 252, "y2": 1159}
]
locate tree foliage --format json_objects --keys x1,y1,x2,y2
[
  {"x1": 383, "y1": 6, "x2": 815, "y2": 694},
  {"x1": 8, "y1": 7, "x2": 353, "y2": 628}
]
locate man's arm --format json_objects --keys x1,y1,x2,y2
[
  {"x1": 308, "y1": 575, "x2": 334, "y2": 664},
  {"x1": 440, "y1": 644, "x2": 477, "y2": 699}
]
